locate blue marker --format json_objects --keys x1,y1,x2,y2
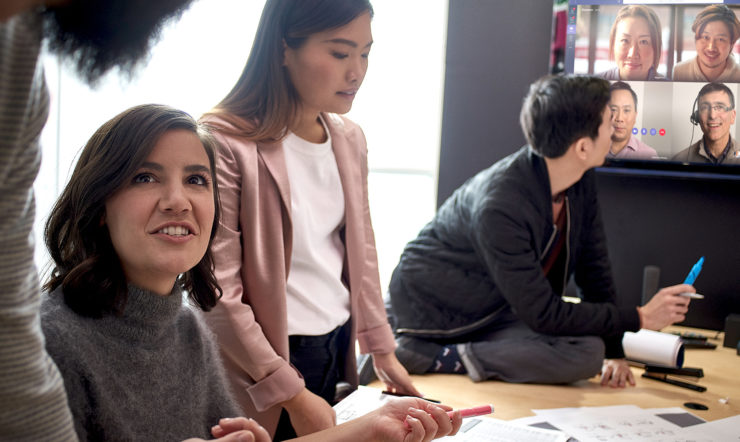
[{"x1": 683, "y1": 256, "x2": 704, "y2": 285}]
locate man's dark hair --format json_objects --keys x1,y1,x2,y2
[
  {"x1": 697, "y1": 82, "x2": 735, "y2": 109},
  {"x1": 610, "y1": 81, "x2": 638, "y2": 108},
  {"x1": 692, "y1": 4, "x2": 740, "y2": 47},
  {"x1": 520, "y1": 75, "x2": 611, "y2": 158},
  {"x1": 42, "y1": 0, "x2": 197, "y2": 85}
]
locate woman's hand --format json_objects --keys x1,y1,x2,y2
[
  {"x1": 370, "y1": 398, "x2": 462, "y2": 442},
  {"x1": 373, "y1": 352, "x2": 423, "y2": 397},
  {"x1": 182, "y1": 416, "x2": 271, "y2": 442}
]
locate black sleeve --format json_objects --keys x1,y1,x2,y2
[{"x1": 471, "y1": 189, "x2": 637, "y2": 340}]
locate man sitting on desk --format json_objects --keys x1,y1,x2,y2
[
  {"x1": 387, "y1": 75, "x2": 694, "y2": 389},
  {"x1": 672, "y1": 82, "x2": 740, "y2": 164},
  {"x1": 607, "y1": 81, "x2": 658, "y2": 160}
]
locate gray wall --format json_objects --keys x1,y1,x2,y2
[
  {"x1": 438, "y1": 0, "x2": 552, "y2": 204},
  {"x1": 439, "y1": 0, "x2": 740, "y2": 331}
]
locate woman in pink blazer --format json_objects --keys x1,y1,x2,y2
[{"x1": 201, "y1": 0, "x2": 420, "y2": 438}]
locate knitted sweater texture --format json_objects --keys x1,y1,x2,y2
[{"x1": 41, "y1": 285, "x2": 241, "y2": 441}]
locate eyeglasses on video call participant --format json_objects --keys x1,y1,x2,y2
[
  {"x1": 388, "y1": 74, "x2": 695, "y2": 391},
  {"x1": 673, "y1": 5, "x2": 740, "y2": 83},
  {"x1": 607, "y1": 81, "x2": 658, "y2": 160},
  {"x1": 41, "y1": 103, "x2": 462, "y2": 442},
  {"x1": 598, "y1": 5, "x2": 664, "y2": 81},
  {"x1": 673, "y1": 82, "x2": 740, "y2": 164}
]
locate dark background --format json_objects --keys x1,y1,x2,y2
[{"x1": 438, "y1": 0, "x2": 740, "y2": 331}]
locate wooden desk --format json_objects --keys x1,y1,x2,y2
[{"x1": 369, "y1": 327, "x2": 739, "y2": 421}]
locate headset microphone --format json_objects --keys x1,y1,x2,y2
[{"x1": 690, "y1": 95, "x2": 699, "y2": 125}]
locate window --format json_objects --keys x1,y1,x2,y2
[{"x1": 36, "y1": 0, "x2": 448, "y2": 290}]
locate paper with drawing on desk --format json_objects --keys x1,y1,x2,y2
[
  {"x1": 435, "y1": 416, "x2": 569, "y2": 442},
  {"x1": 520, "y1": 404, "x2": 736, "y2": 442},
  {"x1": 530, "y1": 405, "x2": 688, "y2": 441},
  {"x1": 334, "y1": 386, "x2": 568, "y2": 441},
  {"x1": 669, "y1": 414, "x2": 740, "y2": 441}
]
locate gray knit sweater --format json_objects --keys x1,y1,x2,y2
[{"x1": 41, "y1": 285, "x2": 241, "y2": 441}]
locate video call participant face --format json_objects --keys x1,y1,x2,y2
[
  {"x1": 609, "y1": 89, "x2": 637, "y2": 145},
  {"x1": 695, "y1": 20, "x2": 734, "y2": 74},
  {"x1": 698, "y1": 90, "x2": 736, "y2": 144},
  {"x1": 614, "y1": 16, "x2": 655, "y2": 80}
]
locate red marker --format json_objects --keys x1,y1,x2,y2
[{"x1": 448, "y1": 404, "x2": 494, "y2": 419}]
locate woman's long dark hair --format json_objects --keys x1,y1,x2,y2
[
  {"x1": 202, "y1": 0, "x2": 373, "y2": 141},
  {"x1": 43, "y1": 104, "x2": 222, "y2": 317}
]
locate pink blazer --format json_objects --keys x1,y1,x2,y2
[{"x1": 203, "y1": 113, "x2": 396, "y2": 434}]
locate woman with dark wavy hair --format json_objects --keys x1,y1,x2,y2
[
  {"x1": 39, "y1": 103, "x2": 253, "y2": 441},
  {"x1": 201, "y1": 0, "x2": 420, "y2": 438},
  {"x1": 39, "y1": 103, "x2": 461, "y2": 442}
]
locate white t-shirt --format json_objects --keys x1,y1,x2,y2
[{"x1": 283, "y1": 118, "x2": 351, "y2": 336}]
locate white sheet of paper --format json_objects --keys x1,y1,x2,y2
[
  {"x1": 334, "y1": 385, "x2": 390, "y2": 424},
  {"x1": 666, "y1": 414, "x2": 740, "y2": 442},
  {"x1": 532, "y1": 405, "x2": 684, "y2": 442},
  {"x1": 440, "y1": 417, "x2": 569, "y2": 442}
]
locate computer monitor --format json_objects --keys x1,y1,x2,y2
[{"x1": 557, "y1": 0, "x2": 740, "y2": 179}]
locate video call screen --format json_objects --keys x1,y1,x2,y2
[{"x1": 560, "y1": 0, "x2": 740, "y2": 168}]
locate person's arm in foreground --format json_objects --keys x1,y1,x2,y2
[
  {"x1": 0, "y1": 13, "x2": 78, "y2": 441},
  {"x1": 204, "y1": 398, "x2": 462, "y2": 442}
]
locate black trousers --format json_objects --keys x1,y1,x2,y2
[{"x1": 273, "y1": 321, "x2": 350, "y2": 441}]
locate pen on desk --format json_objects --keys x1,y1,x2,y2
[
  {"x1": 683, "y1": 256, "x2": 704, "y2": 285},
  {"x1": 641, "y1": 373, "x2": 707, "y2": 392},
  {"x1": 381, "y1": 390, "x2": 440, "y2": 404},
  {"x1": 679, "y1": 292, "x2": 704, "y2": 299}
]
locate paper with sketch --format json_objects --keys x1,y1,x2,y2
[
  {"x1": 531, "y1": 405, "x2": 686, "y2": 442},
  {"x1": 334, "y1": 386, "x2": 568, "y2": 442},
  {"x1": 530, "y1": 404, "x2": 740, "y2": 442},
  {"x1": 666, "y1": 414, "x2": 740, "y2": 442},
  {"x1": 436, "y1": 417, "x2": 569, "y2": 442},
  {"x1": 645, "y1": 407, "x2": 706, "y2": 428}
]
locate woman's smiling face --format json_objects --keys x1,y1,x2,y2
[
  {"x1": 614, "y1": 16, "x2": 655, "y2": 80},
  {"x1": 104, "y1": 129, "x2": 215, "y2": 295}
]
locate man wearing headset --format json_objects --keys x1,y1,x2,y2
[{"x1": 673, "y1": 82, "x2": 740, "y2": 164}]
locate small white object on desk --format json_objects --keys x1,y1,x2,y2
[{"x1": 623, "y1": 329, "x2": 685, "y2": 367}]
